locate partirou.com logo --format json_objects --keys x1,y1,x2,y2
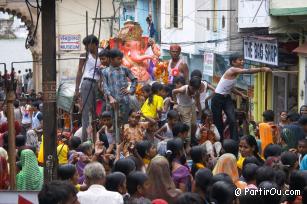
[{"x1": 235, "y1": 188, "x2": 301, "y2": 197}]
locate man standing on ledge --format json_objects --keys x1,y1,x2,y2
[
  {"x1": 168, "y1": 44, "x2": 189, "y2": 84},
  {"x1": 211, "y1": 54, "x2": 271, "y2": 141}
]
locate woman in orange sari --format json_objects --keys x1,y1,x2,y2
[{"x1": 213, "y1": 153, "x2": 247, "y2": 189}]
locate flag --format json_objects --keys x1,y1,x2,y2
[{"x1": 18, "y1": 195, "x2": 33, "y2": 204}]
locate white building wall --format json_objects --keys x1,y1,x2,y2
[
  {"x1": 238, "y1": 0, "x2": 270, "y2": 29},
  {"x1": 161, "y1": 0, "x2": 240, "y2": 55},
  {"x1": 196, "y1": 0, "x2": 240, "y2": 54},
  {"x1": 160, "y1": 0, "x2": 197, "y2": 54},
  {"x1": 56, "y1": 0, "x2": 119, "y2": 84}
]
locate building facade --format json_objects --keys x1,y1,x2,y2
[
  {"x1": 160, "y1": 0, "x2": 242, "y2": 80},
  {"x1": 119, "y1": 0, "x2": 161, "y2": 42},
  {"x1": 238, "y1": 0, "x2": 307, "y2": 121}
]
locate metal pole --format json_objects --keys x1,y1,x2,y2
[
  {"x1": 114, "y1": 106, "x2": 119, "y2": 144},
  {"x1": 42, "y1": 0, "x2": 57, "y2": 183},
  {"x1": 6, "y1": 80, "x2": 16, "y2": 190}
]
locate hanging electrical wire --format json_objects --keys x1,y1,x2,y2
[{"x1": 25, "y1": 0, "x2": 41, "y2": 49}]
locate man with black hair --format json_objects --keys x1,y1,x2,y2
[
  {"x1": 75, "y1": 35, "x2": 101, "y2": 142},
  {"x1": 212, "y1": 54, "x2": 271, "y2": 141},
  {"x1": 102, "y1": 48, "x2": 137, "y2": 140},
  {"x1": 38, "y1": 180, "x2": 79, "y2": 204}
]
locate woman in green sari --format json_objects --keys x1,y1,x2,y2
[{"x1": 17, "y1": 149, "x2": 43, "y2": 190}]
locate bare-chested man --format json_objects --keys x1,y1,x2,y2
[
  {"x1": 168, "y1": 44, "x2": 189, "y2": 84},
  {"x1": 212, "y1": 54, "x2": 271, "y2": 141}
]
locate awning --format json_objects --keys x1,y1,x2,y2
[{"x1": 293, "y1": 43, "x2": 307, "y2": 54}]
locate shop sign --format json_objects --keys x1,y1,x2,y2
[
  {"x1": 59, "y1": 35, "x2": 81, "y2": 51},
  {"x1": 203, "y1": 52, "x2": 214, "y2": 76},
  {"x1": 244, "y1": 37, "x2": 278, "y2": 66}
]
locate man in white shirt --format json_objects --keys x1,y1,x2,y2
[{"x1": 77, "y1": 162, "x2": 123, "y2": 204}]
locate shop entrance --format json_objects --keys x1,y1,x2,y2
[{"x1": 273, "y1": 71, "x2": 298, "y2": 121}]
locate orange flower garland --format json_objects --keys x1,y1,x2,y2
[
  {"x1": 135, "y1": 84, "x2": 144, "y2": 101},
  {"x1": 154, "y1": 61, "x2": 168, "y2": 84}
]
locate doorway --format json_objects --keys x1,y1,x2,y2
[{"x1": 273, "y1": 72, "x2": 298, "y2": 122}]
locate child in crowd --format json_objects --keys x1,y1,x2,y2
[
  {"x1": 122, "y1": 110, "x2": 150, "y2": 157},
  {"x1": 159, "y1": 85, "x2": 172, "y2": 127},
  {"x1": 69, "y1": 142, "x2": 93, "y2": 184},
  {"x1": 172, "y1": 76, "x2": 186, "y2": 111},
  {"x1": 242, "y1": 163, "x2": 258, "y2": 189},
  {"x1": 126, "y1": 171, "x2": 151, "y2": 204},
  {"x1": 68, "y1": 136, "x2": 81, "y2": 156},
  {"x1": 166, "y1": 138, "x2": 192, "y2": 192},
  {"x1": 141, "y1": 82, "x2": 164, "y2": 120},
  {"x1": 136, "y1": 140, "x2": 157, "y2": 170},
  {"x1": 155, "y1": 110, "x2": 179, "y2": 156},
  {"x1": 155, "y1": 110, "x2": 179, "y2": 139},
  {"x1": 139, "y1": 84, "x2": 152, "y2": 107},
  {"x1": 172, "y1": 77, "x2": 202, "y2": 150},
  {"x1": 57, "y1": 164, "x2": 87, "y2": 192},
  {"x1": 144, "y1": 122, "x2": 160, "y2": 144},
  {"x1": 195, "y1": 109, "x2": 221, "y2": 158},
  {"x1": 57, "y1": 132, "x2": 70, "y2": 165},
  {"x1": 297, "y1": 139, "x2": 307, "y2": 166},
  {"x1": 172, "y1": 122, "x2": 189, "y2": 141},
  {"x1": 190, "y1": 145, "x2": 208, "y2": 177},
  {"x1": 190, "y1": 69, "x2": 215, "y2": 111},
  {"x1": 97, "y1": 111, "x2": 115, "y2": 154},
  {"x1": 105, "y1": 172, "x2": 128, "y2": 200}
]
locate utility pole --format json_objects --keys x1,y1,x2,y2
[
  {"x1": 42, "y1": 0, "x2": 57, "y2": 182},
  {"x1": 5, "y1": 73, "x2": 16, "y2": 190}
]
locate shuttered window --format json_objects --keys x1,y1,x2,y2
[{"x1": 165, "y1": 0, "x2": 183, "y2": 29}]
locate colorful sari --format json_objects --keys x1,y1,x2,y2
[
  {"x1": 259, "y1": 122, "x2": 276, "y2": 156},
  {"x1": 213, "y1": 153, "x2": 247, "y2": 189},
  {"x1": 16, "y1": 149, "x2": 43, "y2": 190}
]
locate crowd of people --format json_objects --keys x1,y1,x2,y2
[
  {"x1": 0, "y1": 68, "x2": 35, "y2": 100},
  {"x1": 1, "y1": 35, "x2": 307, "y2": 204}
]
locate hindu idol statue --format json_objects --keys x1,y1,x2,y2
[{"x1": 108, "y1": 21, "x2": 160, "y2": 82}]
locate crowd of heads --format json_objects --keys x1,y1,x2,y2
[{"x1": 0, "y1": 39, "x2": 307, "y2": 204}]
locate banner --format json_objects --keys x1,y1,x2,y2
[{"x1": 203, "y1": 52, "x2": 214, "y2": 77}]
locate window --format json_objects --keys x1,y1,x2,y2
[
  {"x1": 173, "y1": 0, "x2": 178, "y2": 28},
  {"x1": 165, "y1": 0, "x2": 183, "y2": 29}
]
